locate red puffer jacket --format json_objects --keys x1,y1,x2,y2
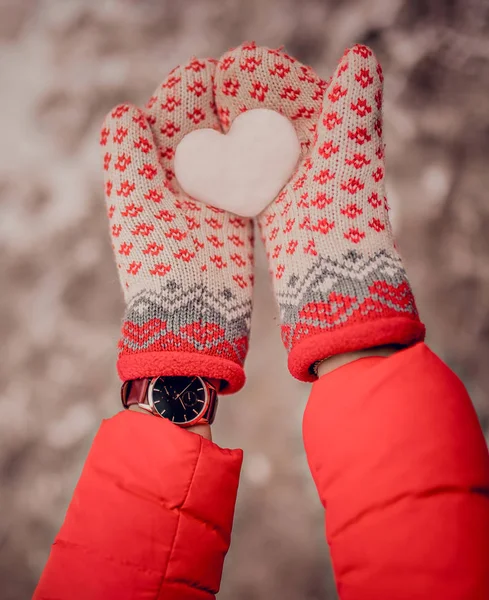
[
  {"x1": 35, "y1": 344, "x2": 489, "y2": 599},
  {"x1": 34, "y1": 412, "x2": 242, "y2": 599}
]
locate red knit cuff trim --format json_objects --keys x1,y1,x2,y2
[
  {"x1": 117, "y1": 351, "x2": 245, "y2": 394},
  {"x1": 287, "y1": 317, "x2": 426, "y2": 382}
]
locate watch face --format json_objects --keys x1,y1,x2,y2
[{"x1": 149, "y1": 376, "x2": 208, "y2": 425}]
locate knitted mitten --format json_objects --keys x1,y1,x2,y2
[
  {"x1": 214, "y1": 43, "x2": 425, "y2": 381},
  {"x1": 101, "y1": 57, "x2": 253, "y2": 393}
]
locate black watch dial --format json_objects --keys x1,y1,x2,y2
[{"x1": 150, "y1": 376, "x2": 208, "y2": 425}]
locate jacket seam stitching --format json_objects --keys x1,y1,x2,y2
[
  {"x1": 162, "y1": 577, "x2": 215, "y2": 595},
  {"x1": 49, "y1": 538, "x2": 163, "y2": 574},
  {"x1": 156, "y1": 435, "x2": 204, "y2": 598}
]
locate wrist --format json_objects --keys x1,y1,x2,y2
[
  {"x1": 187, "y1": 423, "x2": 212, "y2": 441},
  {"x1": 316, "y1": 345, "x2": 401, "y2": 378}
]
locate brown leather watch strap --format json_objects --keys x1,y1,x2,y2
[{"x1": 121, "y1": 378, "x2": 150, "y2": 408}]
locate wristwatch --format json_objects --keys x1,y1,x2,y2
[{"x1": 121, "y1": 376, "x2": 219, "y2": 427}]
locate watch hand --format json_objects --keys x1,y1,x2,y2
[
  {"x1": 174, "y1": 378, "x2": 196, "y2": 402},
  {"x1": 179, "y1": 396, "x2": 186, "y2": 410}
]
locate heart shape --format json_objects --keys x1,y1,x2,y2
[{"x1": 174, "y1": 108, "x2": 300, "y2": 218}]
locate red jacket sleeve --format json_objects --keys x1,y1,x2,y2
[
  {"x1": 34, "y1": 411, "x2": 243, "y2": 600},
  {"x1": 303, "y1": 343, "x2": 489, "y2": 600}
]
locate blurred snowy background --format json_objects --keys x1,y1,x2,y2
[{"x1": 1, "y1": 0, "x2": 488, "y2": 598}]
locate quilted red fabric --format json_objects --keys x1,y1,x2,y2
[
  {"x1": 34, "y1": 411, "x2": 243, "y2": 600},
  {"x1": 35, "y1": 343, "x2": 489, "y2": 599},
  {"x1": 304, "y1": 343, "x2": 489, "y2": 599}
]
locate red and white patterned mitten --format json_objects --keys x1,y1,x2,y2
[
  {"x1": 214, "y1": 43, "x2": 425, "y2": 381},
  {"x1": 101, "y1": 58, "x2": 253, "y2": 393}
]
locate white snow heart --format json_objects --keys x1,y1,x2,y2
[{"x1": 174, "y1": 108, "x2": 301, "y2": 218}]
